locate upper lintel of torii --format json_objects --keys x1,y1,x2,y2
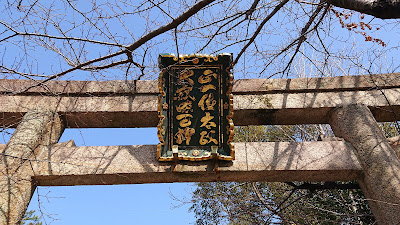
[{"x1": 0, "y1": 72, "x2": 399, "y2": 128}]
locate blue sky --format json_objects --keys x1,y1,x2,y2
[
  {"x1": 27, "y1": 128, "x2": 197, "y2": 225},
  {"x1": 1, "y1": 1, "x2": 399, "y2": 224}
]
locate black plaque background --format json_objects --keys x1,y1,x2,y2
[{"x1": 157, "y1": 53, "x2": 234, "y2": 161}]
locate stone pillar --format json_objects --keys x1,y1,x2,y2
[
  {"x1": 0, "y1": 110, "x2": 64, "y2": 225},
  {"x1": 329, "y1": 104, "x2": 400, "y2": 225}
]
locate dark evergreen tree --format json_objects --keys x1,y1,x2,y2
[{"x1": 190, "y1": 125, "x2": 377, "y2": 224}]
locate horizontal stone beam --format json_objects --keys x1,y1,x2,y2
[
  {"x1": 1, "y1": 87, "x2": 400, "y2": 128},
  {"x1": 1, "y1": 73, "x2": 399, "y2": 95},
  {"x1": 1, "y1": 73, "x2": 400, "y2": 128},
  {"x1": 31, "y1": 141, "x2": 362, "y2": 186}
]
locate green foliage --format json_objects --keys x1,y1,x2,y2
[
  {"x1": 380, "y1": 122, "x2": 399, "y2": 138},
  {"x1": 190, "y1": 182, "x2": 275, "y2": 225},
  {"x1": 191, "y1": 181, "x2": 374, "y2": 224},
  {"x1": 265, "y1": 182, "x2": 374, "y2": 224},
  {"x1": 22, "y1": 210, "x2": 42, "y2": 225},
  {"x1": 190, "y1": 125, "x2": 375, "y2": 224},
  {"x1": 234, "y1": 125, "x2": 295, "y2": 142},
  {"x1": 234, "y1": 125, "x2": 327, "y2": 142}
]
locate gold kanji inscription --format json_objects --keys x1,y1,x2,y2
[
  {"x1": 177, "y1": 69, "x2": 194, "y2": 85},
  {"x1": 198, "y1": 70, "x2": 217, "y2": 84},
  {"x1": 198, "y1": 93, "x2": 216, "y2": 111},
  {"x1": 199, "y1": 84, "x2": 216, "y2": 93},
  {"x1": 199, "y1": 130, "x2": 218, "y2": 145},
  {"x1": 200, "y1": 112, "x2": 217, "y2": 129},
  {"x1": 174, "y1": 85, "x2": 195, "y2": 101},
  {"x1": 175, "y1": 127, "x2": 195, "y2": 145},
  {"x1": 176, "y1": 101, "x2": 193, "y2": 113},
  {"x1": 176, "y1": 114, "x2": 193, "y2": 127}
]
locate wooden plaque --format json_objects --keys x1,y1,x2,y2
[{"x1": 157, "y1": 53, "x2": 234, "y2": 161}]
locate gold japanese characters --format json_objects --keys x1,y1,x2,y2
[{"x1": 157, "y1": 53, "x2": 234, "y2": 161}]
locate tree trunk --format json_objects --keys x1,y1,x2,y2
[
  {"x1": 328, "y1": 0, "x2": 400, "y2": 19},
  {"x1": 0, "y1": 110, "x2": 64, "y2": 225}
]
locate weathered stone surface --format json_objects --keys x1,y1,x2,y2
[
  {"x1": 1, "y1": 72, "x2": 399, "y2": 95},
  {"x1": 0, "y1": 79, "x2": 159, "y2": 95},
  {"x1": 386, "y1": 135, "x2": 400, "y2": 158},
  {"x1": 0, "y1": 110, "x2": 64, "y2": 225},
  {"x1": 329, "y1": 104, "x2": 400, "y2": 225},
  {"x1": 234, "y1": 72, "x2": 400, "y2": 93},
  {"x1": 1, "y1": 87, "x2": 400, "y2": 127},
  {"x1": 1, "y1": 73, "x2": 400, "y2": 128},
  {"x1": 31, "y1": 141, "x2": 362, "y2": 186}
]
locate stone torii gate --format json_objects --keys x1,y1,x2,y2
[{"x1": 0, "y1": 73, "x2": 400, "y2": 224}]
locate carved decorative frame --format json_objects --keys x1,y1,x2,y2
[{"x1": 157, "y1": 53, "x2": 234, "y2": 161}]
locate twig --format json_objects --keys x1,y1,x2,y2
[
  {"x1": 280, "y1": 2, "x2": 326, "y2": 75},
  {"x1": 13, "y1": 0, "x2": 215, "y2": 92},
  {"x1": 233, "y1": 0, "x2": 290, "y2": 66}
]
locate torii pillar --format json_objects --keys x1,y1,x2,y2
[
  {"x1": 0, "y1": 109, "x2": 64, "y2": 224},
  {"x1": 329, "y1": 104, "x2": 400, "y2": 225}
]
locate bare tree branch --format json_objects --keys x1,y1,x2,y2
[
  {"x1": 233, "y1": 0, "x2": 290, "y2": 66},
  {"x1": 12, "y1": 0, "x2": 215, "y2": 93},
  {"x1": 0, "y1": 30, "x2": 126, "y2": 47},
  {"x1": 281, "y1": 3, "x2": 327, "y2": 75},
  {"x1": 127, "y1": 0, "x2": 215, "y2": 52}
]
